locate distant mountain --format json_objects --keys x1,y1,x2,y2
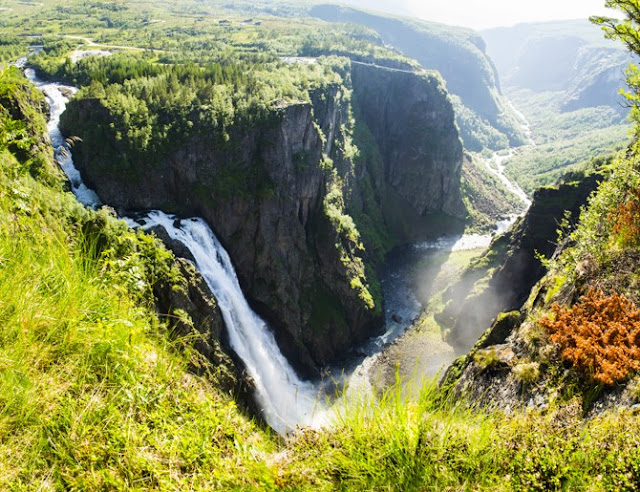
[{"x1": 482, "y1": 20, "x2": 630, "y2": 113}]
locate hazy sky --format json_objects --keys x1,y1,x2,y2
[{"x1": 340, "y1": 0, "x2": 618, "y2": 30}]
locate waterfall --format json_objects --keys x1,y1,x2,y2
[
  {"x1": 24, "y1": 68, "x2": 101, "y2": 208},
  {"x1": 134, "y1": 212, "x2": 326, "y2": 434},
  {"x1": 26, "y1": 68, "x2": 326, "y2": 434}
]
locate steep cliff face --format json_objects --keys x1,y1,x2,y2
[
  {"x1": 561, "y1": 47, "x2": 629, "y2": 114},
  {"x1": 350, "y1": 63, "x2": 465, "y2": 221},
  {"x1": 438, "y1": 172, "x2": 603, "y2": 348},
  {"x1": 62, "y1": 61, "x2": 466, "y2": 377},
  {"x1": 63, "y1": 86, "x2": 367, "y2": 376}
]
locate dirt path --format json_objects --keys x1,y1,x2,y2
[{"x1": 63, "y1": 35, "x2": 165, "y2": 53}]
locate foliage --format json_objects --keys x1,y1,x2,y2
[
  {"x1": 57, "y1": 53, "x2": 347, "y2": 168},
  {"x1": 281, "y1": 379, "x2": 640, "y2": 491},
  {"x1": 512, "y1": 362, "x2": 541, "y2": 383},
  {"x1": 460, "y1": 154, "x2": 521, "y2": 231},
  {"x1": 593, "y1": 1, "x2": 640, "y2": 127},
  {"x1": 452, "y1": 95, "x2": 510, "y2": 151},
  {"x1": 324, "y1": 167, "x2": 376, "y2": 311},
  {"x1": 8, "y1": 1, "x2": 640, "y2": 489},
  {"x1": 540, "y1": 289, "x2": 640, "y2": 385},
  {"x1": 0, "y1": 65, "x2": 59, "y2": 184},
  {"x1": 611, "y1": 187, "x2": 640, "y2": 247},
  {"x1": 560, "y1": 149, "x2": 640, "y2": 270},
  {"x1": 503, "y1": 86, "x2": 628, "y2": 193}
]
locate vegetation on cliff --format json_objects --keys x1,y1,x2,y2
[{"x1": 440, "y1": 0, "x2": 640, "y2": 425}]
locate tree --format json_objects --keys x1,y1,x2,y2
[
  {"x1": 592, "y1": 1, "x2": 640, "y2": 125},
  {"x1": 592, "y1": 1, "x2": 640, "y2": 53}
]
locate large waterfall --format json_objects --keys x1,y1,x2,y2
[
  {"x1": 27, "y1": 67, "x2": 326, "y2": 434},
  {"x1": 134, "y1": 212, "x2": 326, "y2": 433}
]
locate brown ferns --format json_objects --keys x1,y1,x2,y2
[
  {"x1": 540, "y1": 289, "x2": 640, "y2": 385},
  {"x1": 612, "y1": 188, "x2": 640, "y2": 247}
]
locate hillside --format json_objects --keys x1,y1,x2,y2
[
  {"x1": 309, "y1": 4, "x2": 526, "y2": 151},
  {"x1": 0, "y1": 65, "x2": 277, "y2": 489},
  {"x1": 5, "y1": 63, "x2": 640, "y2": 488},
  {"x1": 482, "y1": 20, "x2": 631, "y2": 192},
  {"x1": 4, "y1": 70, "x2": 640, "y2": 487}
]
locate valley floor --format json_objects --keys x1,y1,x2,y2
[{"x1": 358, "y1": 247, "x2": 486, "y2": 395}]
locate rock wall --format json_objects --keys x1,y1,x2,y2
[
  {"x1": 61, "y1": 61, "x2": 466, "y2": 377},
  {"x1": 438, "y1": 173, "x2": 603, "y2": 349},
  {"x1": 350, "y1": 63, "x2": 465, "y2": 222},
  {"x1": 310, "y1": 4, "x2": 525, "y2": 149}
]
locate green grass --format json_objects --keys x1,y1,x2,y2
[
  {"x1": 5, "y1": 4, "x2": 640, "y2": 489},
  {"x1": 0, "y1": 153, "x2": 278, "y2": 490},
  {"x1": 277, "y1": 378, "x2": 640, "y2": 491}
]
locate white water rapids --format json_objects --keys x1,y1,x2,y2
[
  {"x1": 24, "y1": 68, "x2": 101, "y2": 208},
  {"x1": 24, "y1": 58, "x2": 532, "y2": 434},
  {"x1": 133, "y1": 213, "x2": 327, "y2": 434}
]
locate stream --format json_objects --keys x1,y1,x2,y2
[{"x1": 24, "y1": 59, "x2": 533, "y2": 434}]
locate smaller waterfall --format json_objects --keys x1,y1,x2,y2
[
  {"x1": 23, "y1": 68, "x2": 101, "y2": 208},
  {"x1": 135, "y1": 212, "x2": 326, "y2": 434}
]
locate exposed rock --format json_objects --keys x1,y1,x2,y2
[
  {"x1": 61, "y1": 61, "x2": 466, "y2": 378},
  {"x1": 482, "y1": 20, "x2": 630, "y2": 115},
  {"x1": 310, "y1": 4, "x2": 522, "y2": 148},
  {"x1": 439, "y1": 172, "x2": 603, "y2": 348},
  {"x1": 350, "y1": 62, "x2": 466, "y2": 222},
  {"x1": 152, "y1": 257, "x2": 258, "y2": 413}
]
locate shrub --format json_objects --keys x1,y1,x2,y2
[
  {"x1": 512, "y1": 362, "x2": 541, "y2": 384},
  {"x1": 540, "y1": 289, "x2": 640, "y2": 385},
  {"x1": 611, "y1": 187, "x2": 640, "y2": 247}
]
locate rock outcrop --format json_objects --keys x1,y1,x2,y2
[
  {"x1": 438, "y1": 172, "x2": 603, "y2": 349},
  {"x1": 310, "y1": 4, "x2": 525, "y2": 150},
  {"x1": 61, "y1": 60, "x2": 466, "y2": 377},
  {"x1": 350, "y1": 62, "x2": 465, "y2": 221},
  {"x1": 152, "y1": 255, "x2": 247, "y2": 396}
]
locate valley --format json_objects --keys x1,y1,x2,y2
[{"x1": 1, "y1": 0, "x2": 640, "y2": 489}]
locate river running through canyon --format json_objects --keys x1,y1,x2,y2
[{"x1": 25, "y1": 60, "x2": 533, "y2": 434}]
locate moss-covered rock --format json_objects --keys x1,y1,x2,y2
[{"x1": 439, "y1": 172, "x2": 604, "y2": 349}]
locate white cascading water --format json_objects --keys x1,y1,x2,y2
[
  {"x1": 25, "y1": 65, "x2": 326, "y2": 434},
  {"x1": 24, "y1": 68, "x2": 101, "y2": 208},
  {"x1": 134, "y1": 212, "x2": 326, "y2": 434}
]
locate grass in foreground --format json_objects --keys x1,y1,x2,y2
[{"x1": 5, "y1": 143, "x2": 640, "y2": 490}]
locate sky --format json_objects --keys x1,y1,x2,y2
[{"x1": 339, "y1": 0, "x2": 619, "y2": 30}]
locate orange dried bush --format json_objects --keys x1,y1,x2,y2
[
  {"x1": 612, "y1": 188, "x2": 640, "y2": 247},
  {"x1": 539, "y1": 289, "x2": 640, "y2": 385}
]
